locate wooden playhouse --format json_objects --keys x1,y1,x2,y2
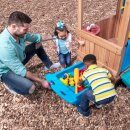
[{"x1": 76, "y1": 0, "x2": 130, "y2": 76}]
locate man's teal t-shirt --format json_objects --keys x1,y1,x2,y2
[{"x1": 0, "y1": 28, "x2": 42, "y2": 79}]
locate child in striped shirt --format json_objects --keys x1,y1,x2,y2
[{"x1": 78, "y1": 54, "x2": 117, "y2": 117}]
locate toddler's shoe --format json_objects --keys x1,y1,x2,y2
[
  {"x1": 44, "y1": 62, "x2": 61, "y2": 71},
  {"x1": 95, "y1": 104, "x2": 103, "y2": 109},
  {"x1": 50, "y1": 62, "x2": 61, "y2": 69}
]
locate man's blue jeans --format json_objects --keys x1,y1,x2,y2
[
  {"x1": 1, "y1": 43, "x2": 53, "y2": 95},
  {"x1": 78, "y1": 90, "x2": 115, "y2": 116},
  {"x1": 59, "y1": 52, "x2": 71, "y2": 67}
]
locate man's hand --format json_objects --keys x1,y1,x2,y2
[
  {"x1": 26, "y1": 71, "x2": 51, "y2": 89},
  {"x1": 40, "y1": 80, "x2": 51, "y2": 89}
]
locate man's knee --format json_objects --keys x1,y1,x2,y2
[
  {"x1": 29, "y1": 84, "x2": 36, "y2": 94},
  {"x1": 35, "y1": 43, "x2": 42, "y2": 49}
]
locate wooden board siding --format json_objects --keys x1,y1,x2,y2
[{"x1": 76, "y1": 29, "x2": 122, "y2": 76}]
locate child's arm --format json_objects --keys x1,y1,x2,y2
[
  {"x1": 74, "y1": 37, "x2": 85, "y2": 46},
  {"x1": 78, "y1": 79, "x2": 84, "y2": 86},
  {"x1": 104, "y1": 68, "x2": 116, "y2": 83}
]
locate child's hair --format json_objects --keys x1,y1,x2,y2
[
  {"x1": 54, "y1": 20, "x2": 69, "y2": 37},
  {"x1": 83, "y1": 54, "x2": 97, "y2": 64}
]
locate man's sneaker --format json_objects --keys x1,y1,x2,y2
[
  {"x1": 1, "y1": 83, "x2": 17, "y2": 95},
  {"x1": 50, "y1": 62, "x2": 61, "y2": 69},
  {"x1": 95, "y1": 104, "x2": 103, "y2": 109}
]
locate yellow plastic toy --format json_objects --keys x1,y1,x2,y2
[
  {"x1": 68, "y1": 77, "x2": 75, "y2": 86},
  {"x1": 128, "y1": 32, "x2": 130, "y2": 39},
  {"x1": 74, "y1": 68, "x2": 79, "y2": 94},
  {"x1": 60, "y1": 78, "x2": 68, "y2": 86}
]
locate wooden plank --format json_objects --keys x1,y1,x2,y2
[
  {"x1": 85, "y1": 40, "x2": 90, "y2": 54},
  {"x1": 100, "y1": 47, "x2": 106, "y2": 64},
  {"x1": 77, "y1": 50, "x2": 117, "y2": 76},
  {"x1": 117, "y1": 0, "x2": 130, "y2": 47},
  {"x1": 107, "y1": 52, "x2": 116, "y2": 69},
  {"x1": 80, "y1": 41, "x2": 86, "y2": 53},
  {"x1": 96, "y1": 16, "x2": 116, "y2": 39},
  {"x1": 113, "y1": 55, "x2": 121, "y2": 72},
  {"x1": 94, "y1": 45, "x2": 100, "y2": 60},
  {"x1": 104, "y1": 49, "x2": 110, "y2": 66},
  {"x1": 89, "y1": 42, "x2": 95, "y2": 54},
  {"x1": 98, "y1": 46, "x2": 104, "y2": 63},
  {"x1": 115, "y1": 0, "x2": 123, "y2": 37},
  {"x1": 76, "y1": 29, "x2": 122, "y2": 55},
  {"x1": 78, "y1": 0, "x2": 83, "y2": 30}
]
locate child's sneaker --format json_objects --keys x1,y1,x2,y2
[{"x1": 95, "y1": 104, "x2": 103, "y2": 109}]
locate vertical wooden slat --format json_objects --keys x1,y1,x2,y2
[
  {"x1": 80, "y1": 42, "x2": 86, "y2": 53},
  {"x1": 113, "y1": 55, "x2": 121, "y2": 71},
  {"x1": 117, "y1": 0, "x2": 130, "y2": 47},
  {"x1": 94, "y1": 45, "x2": 99, "y2": 60},
  {"x1": 85, "y1": 40, "x2": 90, "y2": 54},
  {"x1": 89, "y1": 42, "x2": 95, "y2": 54},
  {"x1": 107, "y1": 52, "x2": 116, "y2": 69},
  {"x1": 115, "y1": 0, "x2": 123, "y2": 37},
  {"x1": 78, "y1": 0, "x2": 83, "y2": 30},
  {"x1": 100, "y1": 48, "x2": 107, "y2": 64},
  {"x1": 104, "y1": 50, "x2": 110, "y2": 66}
]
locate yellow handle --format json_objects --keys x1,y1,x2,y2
[{"x1": 74, "y1": 68, "x2": 79, "y2": 94}]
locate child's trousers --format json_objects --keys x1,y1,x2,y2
[
  {"x1": 78, "y1": 90, "x2": 115, "y2": 116},
  {"x1": 59, "y1": 52, "x2": 71, "y2": 67}
]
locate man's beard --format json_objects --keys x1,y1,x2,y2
[{"x1": 15, "y1": 33, "x2": 26, "y2": 38}]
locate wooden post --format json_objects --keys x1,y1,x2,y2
[
  {"x1": 78, "y1": 0, "x2": 83, "y2": 30},
  {"x1": 115, "y1": 0, "x2": 123, "y2": 37},
  {"x1": 117, "y1": 0, "x2": 130, "y2": 47}
]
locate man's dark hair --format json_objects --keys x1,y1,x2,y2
[
  {"x1": 8, "y1": 11, "x2": 32, "y2": 25},
  {"x1": 83, "y1": 54, "x2": 97, "y2": 64}
]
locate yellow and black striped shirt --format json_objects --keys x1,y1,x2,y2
[{"x1": 82, "y1": 64, "x2": 116, "y2": 102}]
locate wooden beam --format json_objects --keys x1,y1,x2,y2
[
  {"x1": 77, "y1": 50, "x2": 118, "y2": 76},
  {"x1": 115, "y1": 0, "x2": 123, "y2": 37},
  {"x1": 76, "y1": 29, "x2": 122, "y2": 55},
  {"x1": 78, "y1": 0, "x2": 83, "y2": 30},
  {"x1": 117, "y1": 0, "x2": 130, "y2": 47}
]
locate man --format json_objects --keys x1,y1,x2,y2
[{"x1": 0, "y1": 11, "x2": 60, "y2": 95}]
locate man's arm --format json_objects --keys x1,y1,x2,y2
[
  {"x1": 24, "y1": 33, "x2": 42, "y2": 44},
  {"x1": 0, "y1": 45, "x2": 50, "y2": 89},
  {"x1": 26, "y1": 71, "x2": 50, "y2": 89}
]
